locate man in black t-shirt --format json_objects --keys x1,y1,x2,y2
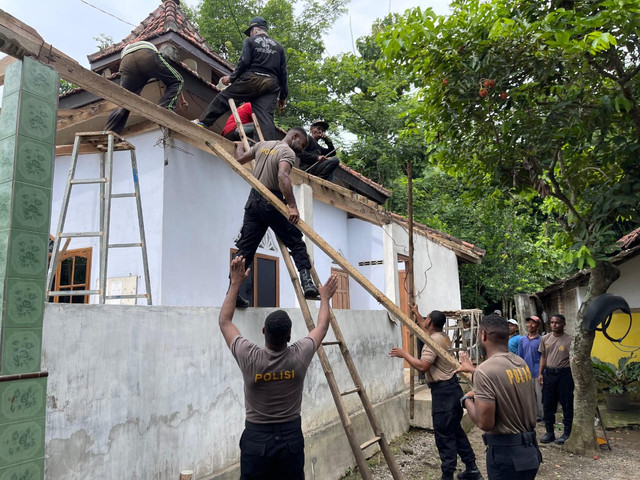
[{"x1": 195, "y1": 17, "x2": 287, "y2": 140}]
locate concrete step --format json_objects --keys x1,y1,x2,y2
[{"x1": 409, "y1": 385, "x2": 475, "y2": 433}]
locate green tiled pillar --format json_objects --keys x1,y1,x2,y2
[{"x1": 0, "y1": 56, "x2": 58, "y2": 478}]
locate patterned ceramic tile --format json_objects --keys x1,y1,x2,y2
[
  {"x1": 21, "y1": 58, "x2": 58, "y2": 102},
  {"x1": 5, "y1": 231, "x2": 48, "y2": 279},
  {"x1": 1, "y1": 60, "x2": 22, "y2": 98},
  {"x1": 0, "y1": 458, "x2": 44, "y2": 480},
  {"x1": 0, "y1": 418, "x2": 44, "y2": 465},
  {"x1": 0, "y1": 137, "x2": 16, "y2": 184},
  {"x1": 0, "y1": 182, "x2": 12, "y2": 231},
  {"x1": 15, "y1": 136, "x2": 53, "y2": 188},
  {"x1": 3, "y1": 278, "x2": 45, "y2": 328},
  {"x1": 0, "y1": 377, "x2": 46, "y2": 424},
  {"x1": 10, "y1": 182, "x2": 50, "y2": 234},
  {"x1": 0, "y1": 229, "x2": 8, "y2": 275},
  {"x1": 0, "y1": 93, "x2": 19, "y2": 142},
  {"x1": 0, "y1": 328, "x2": 42, "y2": 375},
  {"x1": 16, "y1": 92, "x2": 57, "y2": 146}
]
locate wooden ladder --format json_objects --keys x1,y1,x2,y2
[{"x1": 277, "y1": 238, "x2": 402, "y2": 480}]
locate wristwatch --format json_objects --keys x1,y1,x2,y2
[{"x1": 460, "y1": 394, "x2": 474, "y2": 408}]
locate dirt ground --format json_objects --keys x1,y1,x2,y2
[{"x1": 340, "y1": 422, "x2": 640, "y2": 479}]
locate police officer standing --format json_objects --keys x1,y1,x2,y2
[
  {"x1": 219, "y1": 256, "x2": 338, "y2": 479},
  {"x1": 233, "y1": 127, "x2": 319, "y2": 306},
  {"x1": 195, "y1": 16, "x2": 287, "y2": 140},
  {"x1": 538, "y1": 313, "x2": 574, "y2": 444},
  {"x1": 456, "y1": 314, "x2": 542, "y2": 480},
  {"x1": 390, "y1": 308, "x2": 483, "y2": 480}
]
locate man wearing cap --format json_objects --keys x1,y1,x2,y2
[
  {"x1": 220, "y1": 256, "x2": 338, "y2": 479},
  {"x1": 456, "y1": 314, "x2": 542, "y2": 480},
  {"x1": 298, "y1": 119, "x2": 340, "y2": 181},
  {"x1": 390, "y1": 307, "x2": 483, "y2": 480},
  {"x1": 518, "y1": 316, "x2": 543, "y2": 422},
  {"x1": 538, "y1": 313, "x2": 573, "y2": 445},
  {"x1": 195, "y1": 17, "x2": 287, "y2": 140},
  {"x1": 507, "y1": 319, "x2": 521, "y2": 354}
]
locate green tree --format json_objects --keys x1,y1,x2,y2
[
  {"x1": 379, "y1": 0, "x2": 640, "y2": 453},
  {"x1": 192, "y1": 0, "x2": 348, "y2": 127}
]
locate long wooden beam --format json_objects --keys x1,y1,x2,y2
[{"x1": 0, "y1": 9, "x2": 468, "y2": 376}]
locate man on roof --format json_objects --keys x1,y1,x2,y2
[
  {"x1": 105, "y1": 40, "x2": 184, "y2": 135},
  {"x1": 194, "y1": 17, "x2": 287, "y2": 140},
  {"x1": 298, "y1": 119, "x2": 341, "y2": 181}
]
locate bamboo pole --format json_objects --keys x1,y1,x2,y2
[{"x1": 407, "y1": 159, "x2": 416, "y2": 419}]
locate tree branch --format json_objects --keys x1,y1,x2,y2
[{"x1": 548, "y1": 149, "x2": 586, "y2": 225}]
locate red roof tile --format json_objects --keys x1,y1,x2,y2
[
  {"x1": 87, "y1": 0, "x2": 232, "y2": 70},
  {"x1": 338, "y1": 164, "x2": 392, "y2": 197}
]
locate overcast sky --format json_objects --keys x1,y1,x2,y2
[{"x1": 1, "y1": 0, "x2": 451, "y2": 65}]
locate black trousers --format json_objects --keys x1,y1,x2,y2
[
  {"x1": 105, "y1": 48, "x2": 183, "y2": 134},
  {"x1": 542, "y1": 367, "x2": 574, "y2": 432},
  {"x1": 484, "y1": 432, "x2": 541, "y2": 480},
  {"x1": 240, "y1": 417, "x2": 305, "y2": 480},
  {"x1": 200, "y1": 72, "x2": 280, "y2": 140},
  {"x1": 236, "y1": 189, "x2": 311, "y2": 272},
  {"x1": 302, "y1": 157, "x2": 340, "y2": 181},
  {"x1": 431, "y1": 378, "x2": 477, "y2": 476}
]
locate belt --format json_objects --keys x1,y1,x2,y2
[
  {"x1": 250, "y1": 188, "x2": 283, "y2": 201},
  {"x1": 483, "y1": 431, "x2": 537, "y2": 447},
  {"x1": 545, "y1": 366, "x2": 571, "y2": 374},
  {"x1": 251, "y1": 72, "x2": 275, "y2": 78},
  {"x1": 245, "y1": 416, "x2": 301, "y2": 432},
  {"x1": 427, "y1": 376, "x2": 459, "y2": 390}
]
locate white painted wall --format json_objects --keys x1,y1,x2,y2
[
  {"x1": 51, "y1": 130, "x2": 166, "y2": 304},
  {"x1": 347, "y1": 219, "x2": 385, "y2": 310},
  {"x1": 42, "y1": 304, "x2": 405, "y2": 480},
  {"x1": 608, "y1": 255, "x2": 640, "y2": 308}
]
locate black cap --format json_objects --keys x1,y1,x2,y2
[
  {"x1": 310, "y1": 119, "x2": 329, "y2": 131},
  {"x1": 244, "y1": 17, "x2": 268, "y2": 36}
]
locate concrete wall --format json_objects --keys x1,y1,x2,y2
[{"x1": 42, "y1": 303, "x2": 406, "y2": 480}]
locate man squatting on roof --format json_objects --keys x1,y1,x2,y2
[
  {"x1": 456, "y1": 314, "x2": 542, "y2": 480},
  {"x1": 195, "y1": 17, "x2": 287, "y2": 140},
  {"x1": 389, "y1": 307, "x2": 483, "y2": 480},
  {"x1": 233, "y1": 127, "x2": 319, "y2": 306},
  {"x1": 105, "y1": 41, "x2": 184, "y2": 134},
  {"x1": 219, "y1": 256, "x2": 338, "y2": 479}
]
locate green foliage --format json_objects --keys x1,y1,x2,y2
[
  {"x1": 378, "y1": 0, "x2": 640, "y2": 268},
  {"x1": 192, "y1": 0, "x2": 348, "y2": 128},
  {"x1": 93, "y1": 33, "x2": 114, "y2": 50},
  {"x1": 592, "y1": 356, "x2": 640, "y2": 394},
  {"x1": 59, "y1": 79, "x2": 78, "y2": 95}
]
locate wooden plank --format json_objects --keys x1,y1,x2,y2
[
  {"x1": 228, "y1": 98, "x2": 254, "y2": 170},
  {"x1": 0, "y1": 10, "x2": 468, "y2": 376},
  {"x1": 57, "y1": 101, "x2": 118, "y2": 129},
  {"x1": 0, "y1": 54, "x2": 17, "y2": 85}
]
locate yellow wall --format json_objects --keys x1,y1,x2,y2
[{"x1": 591, "y1": 311, "x2": 640, "y2": 365}]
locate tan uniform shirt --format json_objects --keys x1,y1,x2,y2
[
  {"x1": 231, "y1": 335, "x2": 316, "y2": 423},
  {"x1": 249, "y1": 141, "x2": 296, "y2": 191},
  {"x1": 538, "y1": 332, "x2": 571, "y2": 368},
  {"x1": 421, "y1": 332, "x2": 455, "y2": 383},
  {"x1": 473, "y1": 352, "x2": 537, "y2": 435}
]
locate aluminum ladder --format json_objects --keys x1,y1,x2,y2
[{"x1": 46, "y1": 131, "x2": 152, "y2": 304}]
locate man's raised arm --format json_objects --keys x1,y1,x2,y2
[
  {"x1": 307, "y1": 275, "x2": 338, "y2": 348},
  {"x1": 219, "y1": 256, "x2": 250, "y2": 348}
]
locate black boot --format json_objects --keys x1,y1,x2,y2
[
  {"x1": 299, "y1": 269, "x2": 320, "y2": 299},
  {"x1": 540, "y1": 425, "x2": 555, "y2": 444},
  {"x1": 236, "y1": 294, "x2": 250, "y2": 308},
  {"x1": 555, "y1": 430, "x2": 571, "y2": 445},
  {"x1": 457, "y1": 465, "x2": 484, "y2": 479}
]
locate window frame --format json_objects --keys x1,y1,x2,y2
[
  {"x1": 230, "y1": 249, "x2": 280, "y2": 307},
  {"x1": 49, "y1": 247, "x2": 93, "y2": 304}
]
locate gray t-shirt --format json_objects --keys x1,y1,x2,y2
[
  {"x1": 231, "y1": 335, "x2": 316, "y2": 423},
  {"x1": 473, "y1": 352, "x2": 537, "y2": 435},
  {"x1": 249, "y1": 141, "x2": 296, "y2": 191},
  {"x1": 538, "y1": 332, "x2": 572, "y2": 368}
]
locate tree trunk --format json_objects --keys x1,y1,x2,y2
[{"x1": 565, "y1": 261, "x2": 620, "y2": 455}]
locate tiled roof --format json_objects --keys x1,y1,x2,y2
[
  {"x1": 618, "y1": 226, "x2": 640, "y2": 250},
  {"x1": 338, "y1": 164, "x2": 392, "y2": 198},
  {"x1": 87, "y1": 0, "x2": 233, "y2": 69}
]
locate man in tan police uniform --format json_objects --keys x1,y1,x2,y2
[
  {"x1": 219, "y1": 256, "x2": 337, "y2": 479},
  {"x1": 456, "y1": 314, "x2": 542, "y2": 480},
  {"x1": 538, "y1": 313, "x2": 573, "y2": 444},
  {"x1": 390, "y1": 307, "x2": 482, "y2": 480}
]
